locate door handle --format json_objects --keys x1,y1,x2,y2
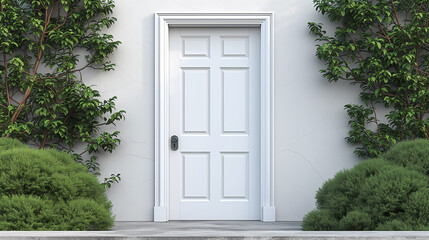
[{"x1": 171, "y1": 135, "x2": 179, "y2": 151}]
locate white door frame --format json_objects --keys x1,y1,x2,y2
[{"x1": 154, "y1": 13, "x2": 275, "y2": 222}]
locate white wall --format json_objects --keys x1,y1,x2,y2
[{"x1": 84, "y1": 0, "x2": 361, "y2": 221}]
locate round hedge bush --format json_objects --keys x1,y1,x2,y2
[
  {"x1": 0, "y1": 137, "x2": 27, "y2": 151},
  {"x1": 383, "y1": 139, "x2": 429, "y2": 176},
  {"x1": 0, "y1": 137, "x2": 114, "y2": 230},
  {"x1": 302, "y1": 140, "x2": 429, "y2": 230}
]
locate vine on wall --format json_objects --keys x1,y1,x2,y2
[
  {"x1": 0, "y1": 0, "x2": 124, "y2": 186},
  {"x1": 309, "y1": 0, "x2": 429, "y2": 158}
]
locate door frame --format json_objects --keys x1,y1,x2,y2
[{"x1": 154, "y1": 13, "x2": 275, "y2": 222}]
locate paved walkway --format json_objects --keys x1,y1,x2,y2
[
  {"x1": 1, "y1": 221, "x2": 429, "y2": 239},
  {"x1": 113, "y1": 220, "x2": 302, "y2": 232}
]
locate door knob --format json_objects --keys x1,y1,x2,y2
[{"x1": 171, "y1": 135, "x2": 179, "y2": 151}]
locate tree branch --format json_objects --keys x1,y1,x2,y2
[
  {"x1": 415, "y1": 67, "x2": 429, "y2": 75},
  {"x1": 371, "y1": 101, "x2": 382, "y2": 137},
  {"x1": 377, "y1": 23, "x2": 392, "y2": 44},
  {"x1": 348, "y1": 33, "x2": 365, "y2": 60},
  {"x1": 369, "y1": 26, "x2": 390, "y2": 42},
  {"x1": 391, "y1": 0, "x2": 402, "y2": 27},
  {"x1": 35, "y1": 62, "x2": 92, "y2": 80},
  {"x1": 38, "y1": 0, "x2": 46, "y2": 10},
  {"x1": 49, "y1": 5, "x2": 83, "y2": 36},
  {"x1": 11, "y1": 2, "x2": 59, "y2": 123}
]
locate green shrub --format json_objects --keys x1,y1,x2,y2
[
  {"x1": 302, "y1": 209, "x2": 339, "y2": 231},
  {"x1": 338, "y1": 210, "x2": 372, "y2": 231},
  {"x1": 315, "y1": 158, "x2": 390, "y2": 218},
  {"x1": 358, "y1": 167, "x2": 428, "y2": 225},
  {"x1": 383, "y1": 139, "x2": 429, "y2": 176},
  {"x1": 375, "y1": 220, "x2": 414, "y2": 231},
  {"x1": 403, "y1": 189, "x2": 429, "y2": 224},
  {"x1": 302, "y1": 141, "x2": 429, "y2": 230},
  {"x1": 55, "y1": 199, "x2": 113, "y2": 231},
  {"x1": 0, "y1": 138, "x2": 114, "y2": 230},
  {"x1": 0, "y1": 195, "x2": 55, "y2": 231},
  {"x1": 0, "y1": 137, "x2": 27, "y2": 151}
]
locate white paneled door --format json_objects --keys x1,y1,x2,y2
[{"x1": 169, "y1": 28, "x2": 261, "y2": 220}]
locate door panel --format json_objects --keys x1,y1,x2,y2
[
  {"x1": 169, "y1": 28, "x2": 261, "y2": 220},
  {"x1": 221, "y1": 152, "x2": 248, "y2": 198},
  {"x1": 182, "y1": 152, "x2": 210, "y2": 199},
  {"x1": 182, "y1": 68, "x2": 210, "y2": 134},
  {"x1": 222, "y1": 68, "x2": 249, "y2": 133}
]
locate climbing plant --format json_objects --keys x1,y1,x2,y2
[
  {"x1": 0, "y1": 0, "x2": 124, "y2": 186},
  {"x1": 309, "y1": 0, "x2": 429, "y2": 158}
]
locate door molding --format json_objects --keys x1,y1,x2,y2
[{"x1": 154, "y1": 13, "x2": 275, "y2": 222}]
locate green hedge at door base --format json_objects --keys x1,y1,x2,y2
[
  {"x1": 0, "y1": 138, "x2": 114, "y2": 230},
  {"x1": 302, "y1": 140, "x2": 429, "y2": 231}
]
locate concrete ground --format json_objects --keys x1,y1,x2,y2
[
  {"x1": 112, "y1": 220, "x2": 303, "y2": 232},
  {"x1": 1, "y1": 221, "x2": 429, "y2": 239}
]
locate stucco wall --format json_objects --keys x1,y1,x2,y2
[{"x1": 84, "y1": 0, "x2": 361, "y2": 221}]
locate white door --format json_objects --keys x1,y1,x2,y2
[{"x1": 169, "y1": 27, "x2": 261, "y2": 220}]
